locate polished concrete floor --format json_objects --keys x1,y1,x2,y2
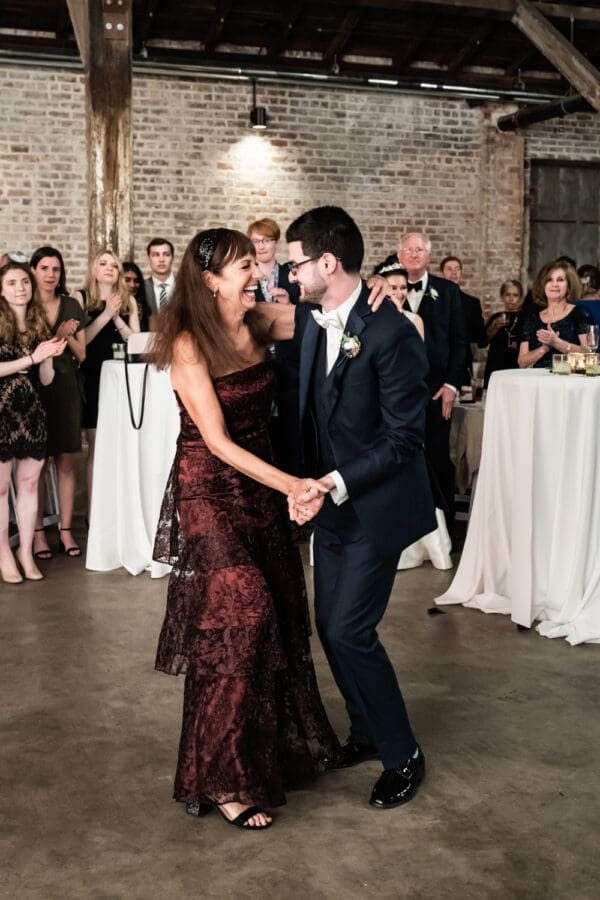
[{"x1": 2, "y1": 527, "x2": 599, "y2": 900}]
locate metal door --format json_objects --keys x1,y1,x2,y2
[{"x1": 529, "y1": 162, "x2": 600, "y2": 282}]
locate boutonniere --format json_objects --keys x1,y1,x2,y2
[
  {"x1": 340, "y1": 332, "x2": 361, "y2": 359},
  {"x1": 429, "y1": 287, "x2": 439, "y2": 300}
]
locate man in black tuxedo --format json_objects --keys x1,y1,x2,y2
[
  {"x1": 440, "y1": 255, "x2": 485, "y2": 387},
  {"x1": 286, "y1": 207, "x2": 436, "y2": 809},
  {"x1": 379, "y1": 233, "x2": 466, "y2": 535}
]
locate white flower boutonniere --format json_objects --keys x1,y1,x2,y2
[
  {"x1": 429, "y1": 287, "x2": 439, "y2": 300},
  {"x1": 340, "y1": 332, "x2": 361, "y2": 359}
]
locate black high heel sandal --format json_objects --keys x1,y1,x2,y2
[
  {"x1": 33, "y1": 528, "x2": 53, "y2": 561},
  {"x1": 58, "y1": 527, "x2": 81, "y2": 558},
  {"x1": 186, "y1": 799, "x2": 272, "y2": 830}
]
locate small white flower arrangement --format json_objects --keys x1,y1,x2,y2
[
  {"x1": 429, "y1": 287, "x2": 439, "y2": 300},
  {"x1": 341, "y1": 332, "x2": 361, "y2": 359}
]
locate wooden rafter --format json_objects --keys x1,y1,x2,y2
[
  {"x1": 447, "y1": 21, "x2": 494, "y2": 74},
  {"x1": 354, "y1": 0, "x2": 600, "y2": 24},
  {"x1": 265, "y1": 2, "x2": 305, "y2": 60},
  {"x1": 323, "y1": 8, "x2": 363, "y2": 67},
  {"x1": 392, "y1": 18, "x2": 435, "y2": 73},
  {"x1": 136, "y1": 0, "x2": 161, "y2": 52},
  {"x1": 512, "y1": 0, "x2": 600, "y2": 111},
  {"x1": 66, "y1": 0, "x2": 89, "y2": 67},
  {"x1": 505, "y1": 47, "x2": 535, "y2": 76},
  {"x1": 203, "y1": 0, "x2": 235, "y2": 53}
]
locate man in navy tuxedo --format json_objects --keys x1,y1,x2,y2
[
  {"x1": 286, "y1": 206, "x2": 436, "y2": 809},
  {"x1": 440, "y1": 255, "x2": 485, "y2": 387}
]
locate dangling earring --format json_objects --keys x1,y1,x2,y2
[{"x1": 212, "y1": 288, "x2": 218, "y2": 300}]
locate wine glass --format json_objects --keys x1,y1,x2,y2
[{"x1": 587, "y1": 324, "x2": 599, "y2": 352}]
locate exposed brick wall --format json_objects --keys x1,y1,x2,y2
[{"x1": 1, "y1": 63, "x2": 599, "y2": 314}]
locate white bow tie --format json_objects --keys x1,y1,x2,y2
[{"x1": 312, "y1": 309, "x2": 343, "y2": 330}]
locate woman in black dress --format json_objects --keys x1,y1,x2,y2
[
  {"x1": 518, "y1": 262, "x2": 588, "y2": 369},
  {"x1": 30, "y1": 247, "x2": 89, "y2": 559},
  {"x1": 73, "y1": 251, "x2": 140, "y2": 511},
  {"x1": 483, "y1": 279, "x2": 523, "y2": 387},
  {"x1": 123, "y1": 261, "x2": 152, "y2": 331},
  {"x1": 0, "y1": 262, "x2": 66, "y2": 583},
  {"x1": 152, "y1": 229, "x2": 340, "y2": 830}
]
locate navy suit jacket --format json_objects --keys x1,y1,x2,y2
[
  {"x1": 405, "y1": 273, "x2": 467, "y2": 395},
  {"x1": 297, "y1": 284, "x2": 436, "y2": 556}
]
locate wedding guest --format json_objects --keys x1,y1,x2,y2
[
  {"x1": 577, "y1": 264, "x2": 600, "y2": 300},
  {"x1": 247, "y1": 217, "x2": 302, "y2": 473},
  {"x1": 519, "y1": 262, "x2": 587, "y2": 369},
  {"x1": 123, "y1": 261, "x2": 152, "y2": 330},
  {"x1": 152, "y1": 228, "x2": 341, "y2": 831},
  {"x1": 145, "y1": 239, "x2": 175, "y2": 314},
  {"x1": 373, "y1": 260, "x2": 424, "y2": 338},
  {"x1": 30, "y1": 247, "x2": 89, "y2": 559},
  {"x1": 73, "y1": 251, "x2": 140, "y2": 510},
  {"x1": 483, "y1": 280, "x2": 523, "y2": 386},
  {"x1": 0, "y1": 262, "x2": 66, "y2": 582},
  {"x1": 439, "y1": 255, "x2": 485, "y2": 385}
]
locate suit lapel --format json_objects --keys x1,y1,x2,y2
[
  {"x1": 299, "y1": 312, "x2": 321, "y2": 421},
  {"x1": 328, "y1": 287, "x2": 370, "y2": 415}
]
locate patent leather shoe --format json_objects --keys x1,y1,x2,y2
[
  {"x1": 369, "y1": 747, "x2": 425, "y2": 809},
  {"x1": 339, "y1": 738, "x2": 379, "y2": 768}
]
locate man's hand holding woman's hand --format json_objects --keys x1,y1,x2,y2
[{"x1": 287, "y1": 477, "x2": 330, "y2": 524}]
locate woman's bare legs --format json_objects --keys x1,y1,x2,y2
[
  {"x1": 0, "y1": 460, "x2": 20, "y2": 578},
  {"x1": 56, "y1": 452, "x2": 80, "y2": 554},
  {"x1": 14, "y1": 457, "x2": 45, "y2": 576}
]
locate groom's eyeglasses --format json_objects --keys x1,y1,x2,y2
[{"x1": 285, "y1": 255, "x2": 323, "y2": 277}]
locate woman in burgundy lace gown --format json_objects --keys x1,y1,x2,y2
[{"x1": 152, "y1": 229, "x2": 341, "y2": 831}]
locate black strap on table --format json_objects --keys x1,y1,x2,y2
[{"x1": 123, "y1": 356, "x2": 149, "y2": 430}]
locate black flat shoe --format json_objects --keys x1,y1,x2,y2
[
  {"x1": 339, "y1": 738, "x2": 379, "y2": 768},
  {"x1": 33, "y1": 528, "x2": 53, "y2": 561},
  {"x1": 369, "y1": 747, "x2": 425, "y2": 809}
]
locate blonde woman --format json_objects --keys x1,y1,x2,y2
[
  {"x1": 0, "y1": 262, "x2": 66, "y2": 582},
  {"x1": 73, "y1": 251, "x2": 140, "y2": 508}
]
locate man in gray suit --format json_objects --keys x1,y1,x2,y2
[{"x1": 145, "y1": 238, "x2": 175, "y2": 314}]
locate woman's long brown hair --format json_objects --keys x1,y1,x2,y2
[
  {"x1": 0, "y1": 262, "x2": 51, "y2": 345},
  {"x1": 152, "y1": 229, "x2": 271, "y2": 374}
]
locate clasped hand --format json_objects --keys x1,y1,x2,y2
[
  {"x1": 536, "y1": 324, "x2": 558, "y2": 351},
  {"x1": 287, "y1": 478, "x2": 330, "y2": 525}
]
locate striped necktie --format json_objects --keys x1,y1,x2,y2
[{"x1": 158, "y1": 283, "x2": 168, "y2": 307}]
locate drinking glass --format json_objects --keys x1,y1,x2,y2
[{"x1": 586, "y1": 324, "x2": 599, "y2": 352}]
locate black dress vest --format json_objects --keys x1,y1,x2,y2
[{"x1": 309, "y1": 328, "x2": 338, "y2": 476}]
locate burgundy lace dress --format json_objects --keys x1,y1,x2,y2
[{"x1": 153, "y1": 361, "x2": 341, "y2": 808}]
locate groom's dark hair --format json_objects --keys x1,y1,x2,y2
[{"x1": 286, "y1": 206, "x2": 364, "y2": 274}]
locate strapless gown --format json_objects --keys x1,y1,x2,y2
[{"x1": 153, "y1": 361, "x2": 341, "y2": 808}]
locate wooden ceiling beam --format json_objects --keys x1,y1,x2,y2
[
  {"x1": 265, "y1": 2, "x2": 304, "y2": 60},
  {"x1": 136, "y1": 0, "x2": 161, "y2": 53},
  {"x1": 512, "y1": 0, "x2": 600, "y2": 111},
  {"x1": 505, "y1": 47, "x2": 535, "y2": 76},
  {"x1": 323, "y1": 8, "x2": 363, "y2": 67},
  {"x1": 447, "y1": 21, "x2": 494, "y2": 74},
  {"x1": 203, "y1": 0, "x2": 235, "y2": 53},
  {"x1": 353, "y1": 0, "x2": 600, "y2": 24},
  {"x1": 392, "y1": 18, "x2": 436, "y2": 72},
  {"x1": 66, "y1": 0, "x2": 89, "y2": 67}
]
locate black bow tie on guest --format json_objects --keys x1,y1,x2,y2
[{"x1": 408, "y1": 281, "x2": 423, "y2": 292}]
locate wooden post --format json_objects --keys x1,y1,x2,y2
[{"x1": 67, "y1": 0, "x2": 133, "y2": 260}]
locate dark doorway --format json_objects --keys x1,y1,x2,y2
[{"x1": 528, "y1": 161, "x2": 600, "y2": 281}]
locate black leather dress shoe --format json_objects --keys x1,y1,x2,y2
[
  {"x1": 369, "y1": 747, "x2": 425, "y2": 809},
  {"x1": 339, "y1": 739, "x2": 379, "y2": 768}
]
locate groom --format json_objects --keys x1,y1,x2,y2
[{"x1": 286, "y1": 206, "x2": 436, "y2": 809}]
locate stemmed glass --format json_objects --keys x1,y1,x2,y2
[{"x1": 586, "y1": 325, "x2": 599, "y2": 352}]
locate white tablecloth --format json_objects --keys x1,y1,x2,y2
[
  {"x1": 435, "y1": 369, "x2": 600, "y2": 644},
  {"x1": 86, "y1": 361, "x2": 179, "y2": 577}
]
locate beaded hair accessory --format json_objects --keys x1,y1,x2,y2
[
  {"x1": 374, "y1": 260, "x2": 405, "y2": 276},
  {"x1": 197, "y1": 228, "x2": 229, "y2": 271}
]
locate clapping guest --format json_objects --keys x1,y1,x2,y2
[
  {"x1": 0, "y1": 262, "x2": 66, "y2": 583},
  {"x1": 519, "y1": 262, "x2": 587, "y2": 369},
  {"x1": 30, "y1": 247, "x2": 89, "y2": 559},
  {"x1": 73, "y1": 251, "x2": 140, "y2": 510},
  {"x1": 123, "y1": 261, "x2": 152, "y2": 331},
  {"x1": 247, "y1": 218, "x2": 300, "y2": 305},
  {"x1": 483, "y1": 280, "x2": 523, "y2": 386}
]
